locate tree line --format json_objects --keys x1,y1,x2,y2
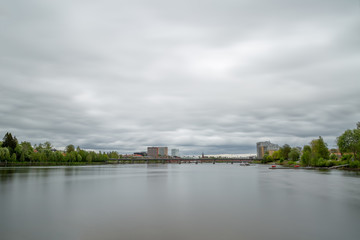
[
  {"x1": 0, "y1": 133, "x2": 120, "y2": 163},
  {"x1": 262, "y1": 122, "x2": 360, "y2": 168}
]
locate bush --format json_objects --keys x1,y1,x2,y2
[
  {"x1": 342, "y1": 154, "x2": 353, "y2": 161},
  {"x1": 349, "y1": 161, "x2": 360, "y2": 169},
  {"x1": 315, "y1": 158, "x2": 327, "y2": 167}
]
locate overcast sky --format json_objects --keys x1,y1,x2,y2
[{"x1": 1, "y1": 0, "x2": 360, "y2": 155}]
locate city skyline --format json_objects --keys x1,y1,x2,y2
[{"x1": 1, "y1": 0, "x2": 360, "y2": 155}]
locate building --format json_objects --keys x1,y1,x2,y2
[
  {"x1": 147, "y1": 147, "x2": 168, "y2": 158},
  {"x1": 147, "y1": 147, "x2": 159, "y2": 158},
  {"x1": 158, "y1": 147, "x2": 168, "y2": 157},
  {"x1": 171, "y1": 149, "x2": 180, "y2": 157},
  {"x1": 256, "y1": 141, "x2": 280, "y2": 159},
  {"x1": 134, "y1": 152, "x2": 147, "y2": 156}
]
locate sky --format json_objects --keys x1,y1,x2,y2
[{"x1": 1, "y1": 0, "x2": 360, "y2": 155}]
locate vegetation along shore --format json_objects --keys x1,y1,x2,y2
[{"x1": 1, "y1": 122, "x2": 360, "y2": 169}]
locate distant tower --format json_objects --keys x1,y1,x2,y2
[{"x1": 202, "y1": 152, "x2": 205, "y2": 158}]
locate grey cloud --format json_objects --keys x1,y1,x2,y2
[{"x1": 1, "y1": 0, "x2": 360, "y2": 154}]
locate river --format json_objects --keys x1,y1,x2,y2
[{"x1": 0, "y1": 164, "x2": 359, "y2": 240}]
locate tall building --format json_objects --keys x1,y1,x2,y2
[
  {"x1": 147, "y1": 147, "x2": 159, "y2": 158},
  {"x1": 171, "y1": 149, "x2": 180, "y2": 157},
  {"x1": 256, "y1": 141, "x2": 280, "y2": 159},
  {"x1": 158, "y1": 147, "x2": 168, "y2": 157},
  {"x1": 147, "y1": 147, "x2": 168, "y2": 158}
]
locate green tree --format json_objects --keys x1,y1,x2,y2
[
  {"x1": 20, "y1": 142, "x2": 34, "y2": 161},
  {"x1": 44, "y1": 141, "x2": 53, "y2": 150},
  {"x1": 330, "y1": 153, "x2": 337, "y2": 160},
  {"x1": 337, "y1": 127, "x2": 360, "y2": 161},
  {"x1": 289, "y1": 148, "x2": 300, "y2": 161},
  {"x1": 280, "y1": 144, "x2": 291, "y2": 160},
  {"x1": 0, "y1": 147, "x2": 11, "y2": 162},
  {"x1": 301, "y1": 145, "x2": 311, "y2": 166},
  {"x1": 261, "y1": 151, "x2": 272, "y2": 163},
  {"x1": 272, "y1": 150, "x2": 281, "y2": 160},
  {"x1": 10, "y1": 153, "x2": 17, "y2": 162},
  {"x1": 66, "y1": 144, "x2": 75, "y2": 154},
  {"x1": 2, "y1": 132, "x2": 18, "y2": 154},
  {"x1": 311, "y1": 136, "x2": 329, "y2": 160},
  {"x1": 14, "y1": 144, "x2": 23, "y2": 161}
]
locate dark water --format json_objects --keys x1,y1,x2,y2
[{"x1": 0, "y1": 164, "x2": 359, "y2": 240}]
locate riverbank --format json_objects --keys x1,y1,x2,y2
[{"x1": 0, "y1": 162, "x2": 108, "y2": 167}]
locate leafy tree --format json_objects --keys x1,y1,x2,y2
[
  {"x1": 10, "y1": 153, "x2": 17, "y2": 162},
  {"x1": 330, "y1": 153, "x2": 337, "y2": 160},
  {"x1": 289, "y1": 148, "x2": 300, "y2": 161},
  {"x1": 66, "y1": 144, "x2": 75, "y2": 154},
  {"x1": 44, "y1": 141, "x2": 53, "y2": 150},
  {"x1": 280, "y1": 144, "x2": 291, "y2": 160},
  {"x1": 337, "y1": 127, "x2": 360, "y2": 161},
  {"x1": 14, "y1": 144, "x2": 23, "y2": 160},
  {"x1": 0, "y1": 147, "x2": 11, "y2": 162},
  {"x1": 20, "y1": 142, "x2": 34, "y2": 161},
  {"x1": 2, "y1": 132, "x2": 18, "y2": 154},
  {"x1": 311, "y1": 136, "x2": 329, "y2": 160},
  {"x1": 301, "y1": 145, "x2": 311, "y2": 166},
  {"x1": 271, "y1": 150, "x2": 281, "y2": 160},
  {"x1": 261, "y1": 151, "x2": 272, "y2": 163}
]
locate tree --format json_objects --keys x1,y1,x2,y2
[
  {"x1": 280, "y1": 144, "x2": 291, "y2": 160},
  {"x1": 2, "y1": 132, "x2": 18, "y2": 154},
  {"x1": 337, "y1": 127, "x2": 360, "y2": 161},
  {"x1": 20, "y1": 142, "x2": 34, "y2": 161},
  {"x1": 44, "y1": 141, "x2": 53, "y2": 150},
  {"x1": 301, "y1": 145, "x2": 312, "y2": 166},
  {"x1": 311, "y1": 136, "x2": 329, "y2": 160},
  {"x1": 0, "y1": 147, "x2": 11, "y2": 162},
  {"x1": 289, "y1": 148, "x2": 300, "y2": 161},
  {"x1": 66, "y1": 144, "x2": 75, "y2": 154},
  {"x1": 14, "y1": 144, "x2": 23, "y2": 161},
  {"x1": 262, "y1": 151, "x2": 272, "y2": 163},
  {"x1": 272, "y1": 150, "x2": 281, "y2": 160}
]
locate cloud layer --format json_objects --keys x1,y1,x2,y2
[{"x1": 1, "y1": 0, "x2": 360, "y2": 154}]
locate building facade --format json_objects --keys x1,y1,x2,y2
[
  {"x1": 256, "y1": 141, "x2": 280, "y2": 159},
  {"x1": 147, "y1": 147, "x2": 168, "y2": 158},
  {"x1": 147, "y1": 147, "x2": 159, "y2": 158},
  {"x1": 158, "y1": 147, "x2": 168, "y2": 157},
  {"x1": 171, "y1": 149, "x2": 180, "y2": 157}
]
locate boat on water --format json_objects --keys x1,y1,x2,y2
[{"x1": 240, "y1": 162, "x2": 251, "y2": 166}]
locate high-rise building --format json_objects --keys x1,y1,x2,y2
[
  {"x1": 171, "y1": 149, "x2": 180, "y2": 157},
  {"x1": 147, "y1": 147, "x2": 168, "y2": 158},
  {"x1": 147, "y1": 147, "x2": 159, "y2": 158},
  {"x1": 158, "y1": 147, "x2": 168, "y2": 157},
  {"x1": 256, "y1": 141, "x2": 280, "y2": 159}
]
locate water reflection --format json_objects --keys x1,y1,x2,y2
[{"x1": 0, "y1": 165, "x2": 360, "y2": 240}]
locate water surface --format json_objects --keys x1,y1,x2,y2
[{"x1": 1, "y1": 164, "x2": 359, "y2": 240}]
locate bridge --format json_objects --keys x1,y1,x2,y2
[{"x1": 107, "y1": 158, "x2": 255, "y2": 164}]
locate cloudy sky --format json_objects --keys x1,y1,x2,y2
[{"x1": 1, "y1": 0, "x2": 360, "y2": 155}]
